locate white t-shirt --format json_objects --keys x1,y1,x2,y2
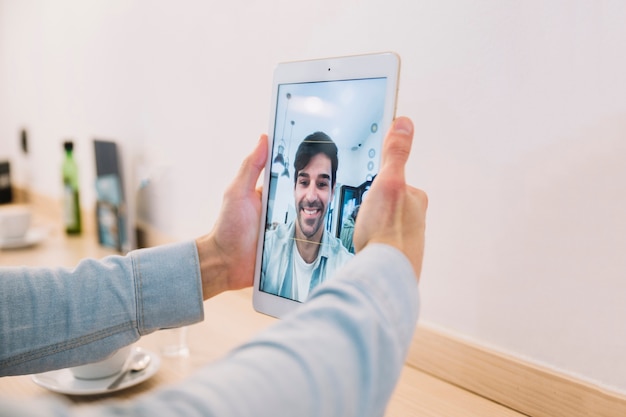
[{"x1": 291, "y1": 244, "x2": 320, "y2": 302}]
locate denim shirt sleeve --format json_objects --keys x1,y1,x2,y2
[
  {"x1": 0, "y1": 243, "x2": 419, "y2": 417},
  {"x1": 0, "y1": 241, "x2": 204, "y2": 376}
]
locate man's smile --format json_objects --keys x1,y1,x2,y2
[{"x1": 301, "y1": 206, "x2": 322, "y2": 222}]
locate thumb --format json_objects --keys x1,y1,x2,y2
[
  {"x1": 378, "y1": 117, "x2": 413, "y2": 181},
  {"x1": 237, "y1": 134, "x2": 268, "y2": 192}
]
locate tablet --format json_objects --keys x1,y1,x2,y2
[{"x1": 252, "y1": 52, "x2": 401, "y2": 318}]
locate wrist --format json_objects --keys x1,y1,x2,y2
[{"x1": 195, "y1": 234, "x2": 231, "y2": 300}]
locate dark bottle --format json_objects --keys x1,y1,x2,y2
[{"x1": 62, "y1": 141, "x2": 82, "y2": 235}]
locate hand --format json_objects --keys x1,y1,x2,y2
[
  {"x1": 195, "y1": 135, "x2": 268, "y2": 299},
  {"x1": 353, "y1": 117, "x2": 428, "y2": 281}
]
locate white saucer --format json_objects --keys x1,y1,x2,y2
[
  {"x1": 31, "y1": 347, "x2": 161, "y2": 396},
  {"x1": 0, "y1": 227, "x2": 47, "y2": 249}
]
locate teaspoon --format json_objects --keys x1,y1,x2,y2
[{"x1": 107, "y1": 352, "x2": 151, "y2": 390}]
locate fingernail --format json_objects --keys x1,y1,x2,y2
[{"x1": 393, "y1": 117, "x2": 413, "y2": 135}]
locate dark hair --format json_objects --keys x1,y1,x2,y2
[{"x1": 293, "y1": 131, "x2": 338, "y2": 188}]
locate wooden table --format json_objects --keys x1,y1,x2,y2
[{"x1": 0, "y1": 214, "x2": 524, "y2": 416}]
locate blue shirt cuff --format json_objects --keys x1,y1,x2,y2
[{"x1": 131, "y1": 240, "x2": 204, "y2": 333}]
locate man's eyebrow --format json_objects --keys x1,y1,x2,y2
[{"x1": 297, "y1": 172, "x2": 331, "y2": 181}]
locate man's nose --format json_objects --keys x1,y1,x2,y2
[{"x1": 305, "y1": 186, "x2": 318, "y2": 202}]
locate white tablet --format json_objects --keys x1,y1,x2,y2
[{"x1": 253, "y1": 52, "x2": 401, "y2": 318}]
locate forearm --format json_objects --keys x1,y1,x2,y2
[
  {"x1": 203, "y1": 244, "x2": 420, "y2": 417},
  {"x1": 180, "y1": 244, "x2": 419, "y2": 417},
  {"x1": 122, "y1": 244, "x2": 418, "y2": 417},
  {"x1": 0, "y1": 244, "x2": 418, "y2": 416},
  {"x1": 0, "y1": 241, "x2": 204, "y2": 376}
]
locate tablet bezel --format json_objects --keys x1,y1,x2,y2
[{"x1": 252, "y1": 52, "x2": 401, "y2": 318}]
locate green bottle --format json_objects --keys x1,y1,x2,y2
[{"x1": 62, "y1": 141, "x2": 82, "y2": 235}]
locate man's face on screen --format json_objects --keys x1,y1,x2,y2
[{"x1": 294, "y1": 153, "x2": 334, "y2": 243}]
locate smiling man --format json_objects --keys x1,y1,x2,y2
[{"x1": 261, "y1": 132, "x2": 353, "y2": 302}]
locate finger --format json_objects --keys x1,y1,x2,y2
[
  {"x1": 378, "y1": 116, "x2": 413, "y2": 181},
  {"x1": 237, "y1": 134, "x2": 268, "y2": 192}
]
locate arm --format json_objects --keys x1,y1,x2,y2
[
  {"x1": 0, "y1": 244, "x2": 418, "y2": 417},
  {"x1": 153, "y1": 244, "x2": 419, "y2": 417},
  {"x1": 0, "y1": 135, "x2": 269, "y2": 377},
  {"x1": 0, "y1": 241, "x2": 204, "y2": 376}
]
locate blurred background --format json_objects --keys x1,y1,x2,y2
[{"x1": 1, "y1": 0, "x2": 625, "y2": 395}]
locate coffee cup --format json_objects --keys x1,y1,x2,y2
[
  {"x1": 70, "y1": 346, "x2": 132, "y2": 380},
  {"x1": 0, "y1": 204, "x2": 32, "y2": 240}
]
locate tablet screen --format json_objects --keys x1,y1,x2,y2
[{"x1": 259, "y1": 76, "x2": 388, "y2": 303}]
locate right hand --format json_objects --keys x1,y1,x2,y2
[{"x1": 352, "y1": 116, "x2": 428, "y2": 281}]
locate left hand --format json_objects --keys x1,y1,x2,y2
[{"x1": 195, "y1": 134, "x2": 268, "y2": 299}]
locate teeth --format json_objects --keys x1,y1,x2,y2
[{"x1": 304, "y1": 209, "x2": 317, "y2": 215}]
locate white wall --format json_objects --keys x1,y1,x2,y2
[{"x1": 1, "y1": 0, "x2": 625, "y2": 394}]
